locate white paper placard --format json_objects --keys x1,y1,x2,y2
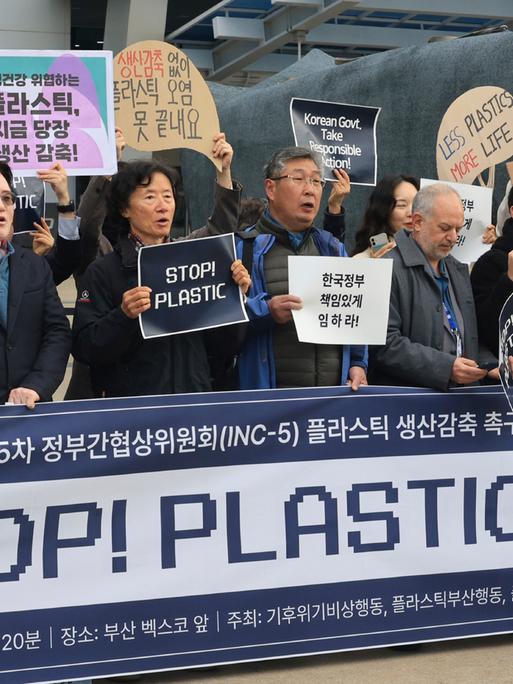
[{"x1": 289, "y1": 256, "x2": 393, "y2": 345}]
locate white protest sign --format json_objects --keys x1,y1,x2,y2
[
  {"x1": 290, "y1": 97, "x2": 381, "y2": 186},
  {"x1": 289, "y1": 256, "x2": 392, "y2": 345},
  {"x1": 420, "y1": 178, "x2": 492, "y2": 264},
  {"x1": 498, "y1": 291, "x2": 513, "y2": 411}
]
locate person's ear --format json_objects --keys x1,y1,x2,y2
[
  {"x1": 411, "y1": 212, "x2": 422, "y2": 233},
  {"x1": 264, "y1": 178, "x2": 275, "y2": 202}
]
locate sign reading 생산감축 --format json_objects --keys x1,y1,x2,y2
[
  {"x1": 1, "y1": 385, "x2": 513, "y2": 683},
  {"x1": 289, "y1": 255, "x2": 392, "y2": 345},
  {"x1": 437, "y1": 86, "x2": 513, "y2": 185},
  {"x1": 114, "y1": 40, "x2": 222, "y2": 170},
  {"x1": 0, "y1": 49, "x2": 117, "y2": 175},
  {"x1": 138, "y1": 233, "x2": 248, "y2": 338},
  {"x1": 290, "y1": 97, "x2": 381, "y2": 185},
  {"x1": 420, "y1": 178, "x2": 492, "y2": 264}
]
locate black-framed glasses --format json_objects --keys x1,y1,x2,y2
[{"x1": 270, "y1": 175, "x2": 326, "y2": 189}]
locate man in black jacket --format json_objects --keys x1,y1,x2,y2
[
  {"x1": 0, "y1": 163, "x2": 71, "y2": 407},
  {"x1": 471, "y1": 185, "x2": 513, "y2": 358}
]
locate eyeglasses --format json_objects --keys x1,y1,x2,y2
[
  {"x1": 270, "y1": 175, "x2": 326, "y2": 189},
  {"x1": 0, "y1": 192, "x2": 15, "y2": 207}
]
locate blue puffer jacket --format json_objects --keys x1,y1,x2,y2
[{"x1": 236, "y1": 226, "x2": 368, "y2": 390}]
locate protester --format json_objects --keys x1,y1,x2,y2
[
  {"x1": 72, "y1": 159, "x2": 250, "y2": 398},
  {"x1": 351, "y1": 175, "x2": 419, "y2": 258},
  {"x1": 66, "y1": 131, "x2": 243, "y2": 400},
  {"x1": 75, "y1": 130, "x2": 241, "y2": 276},
  {"x1": 11, "y1": 162, "x2": 82, "y2": 285},
  {"x1": 235, "y1": 146, "x2": 367, "y2": 390},
  {"x1": 471, "y1": 184, "x2": 513, "y2": 358},
  {"x1": 34, "y1": 162, "x2": 82, "y2": 284},
  {"x1": 370, "y1": 183, "x2": 496, "y2": 390},
  {"x1": 0, "y1": 162, "x2": 71, "y2": 407}
]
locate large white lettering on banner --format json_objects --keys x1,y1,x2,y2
[
  {"x1": 420, "y1": 178, "x2": 492, "y2": 264},
  {"x1": 1, "y1": 385, "x2": 513, "y2": 682},
  {"x1": 289, "y1": 255, "x2": 392, "y2": 345}
]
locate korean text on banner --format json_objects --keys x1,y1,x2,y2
[
  {"x1": 0, "y1": 50, "x2": 117, "y2": 175},
  {"x1": 1, "y1": 386, "x2": 513, "y2": 682}
]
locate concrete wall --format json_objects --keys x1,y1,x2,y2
[{"x1": 181, "y1": 32, "x2": 513, "y2": 249}]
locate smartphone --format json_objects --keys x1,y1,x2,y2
[
  {"x1": 479, "y1": 361, "x2": 498, "y2": 371},
  {"x1": 369, "y1": 232, "x2": 390, "y2": 252}
]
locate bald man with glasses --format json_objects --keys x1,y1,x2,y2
[{"x1": 235, "y1": 146, "x2": 367, "y2": 391}]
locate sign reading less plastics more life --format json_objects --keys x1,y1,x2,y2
[
  {"x1": 138, "y1": 234, "x2": 248, "y2": 339},
  {"x1": 114, "y1": 40, "x2": 222, "y2": 170},
  {"x1": 290, "y1": 97, "x2": 381, "y2": 186},
  {"x1": 0, "y1": 49, "x2": 117, "y2": 176},
  {"x1": 437, "y1": 86, "x2": 513, "y2": 185}
]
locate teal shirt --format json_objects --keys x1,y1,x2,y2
[{"x1": 0, "y1": 241, "x2": 14, "y2": 330}]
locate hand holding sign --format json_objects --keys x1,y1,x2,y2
[
  {"x1": 30, "y1": 217, "x2": 55, "y2": 256},
  {"x1": 269, "y1": 295, "x2": 303, "y2": 324},
  {"x1": 327, "y1": 169, "x2": 351, "y2": 215},
  {"x1": 212, "y1": 132, "x2": 234, "y2": 189},
  {"x1": 37, "y1": 162, "x2": 73, "y2": 211},
  {"x1": 122, "y1": 286, "x2": 152, "y2": 319},
  {"x1": 231, "y1": 259, "x2": 251, "y2": 295}
]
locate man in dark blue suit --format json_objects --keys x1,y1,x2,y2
[{"x1": 0, "y1": 163, "x2": 70, "y2": 407}]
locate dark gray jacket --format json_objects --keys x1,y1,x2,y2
[{"x1": 371, "y1": 229, "x2": 480, "y2": 390}]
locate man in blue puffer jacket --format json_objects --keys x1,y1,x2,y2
[{"x1": 236, "y1": 147, "x2": 367, "y2": 390}]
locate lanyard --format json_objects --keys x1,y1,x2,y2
[{"x1": 443, "y1": 300, "x2": 462, "y2": 357}]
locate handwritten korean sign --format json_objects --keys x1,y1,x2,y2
[{"x1": 114, "y1": 40, "x2": 221, "y2": 170}]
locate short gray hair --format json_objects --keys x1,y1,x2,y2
[
  {"x1": 263, "y1": 146, "x2": 323, "y2": 179},
  {"x1": 412, "y1": 183, "x2": 462, "y2": 219}
]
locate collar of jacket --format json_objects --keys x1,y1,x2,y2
[
  {"x1": 257, "y1": 209, "x2": 313, "y2": 248},
  {"x1": 394, "y1": 228, "x2": 464, "y2": 275},
  {"x1": 115, "y1": 234, "x2": 138, "y2": 269},
  {"x1": 115, "y1": 234, "x2": 174, "y2": 269}
]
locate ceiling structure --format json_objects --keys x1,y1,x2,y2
[{"x1": 72, "y1": 1, "x2": 513, "y2": 87}]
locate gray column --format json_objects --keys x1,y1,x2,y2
[
  {"x1": 104, "y1": 0, "x2": 170, "y2": 161},
  {"x1": 0, "y1": 0, "x2": 69, "y2": 49}
]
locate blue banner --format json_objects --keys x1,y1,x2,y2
[
  {"x1": 1, "y1": 385, "x2": 513, "y2": 683},
  {"x1": 290, "y1": 97, "x2": 381, "y2": 186},
  {"x1": 137, "y1": 233, "x2": 248, "y2": 339}
]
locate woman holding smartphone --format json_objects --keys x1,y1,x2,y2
[{"x1": 351, "y1": 174, "x2": 419, "y2": 258}]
